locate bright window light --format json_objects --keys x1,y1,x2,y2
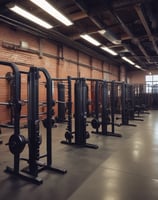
[
  {"x1": 8, "y1": 5, "x2": 53, "y2": 29},
  {"x1": 30, "y1": 0, "x2": 73, "y2": 26},
  {"x1": 101, "y1": 46, "x2": 118, "y2": 56},
  {"x1": 122, "y1": 56, "x2": 135, "y2": 65},
  {"x1": 135, "y1": 64, "x2": 141, "y2": 69},
  {"x1": 80, "y1": 34, "x2": 101, "y2": 46}
]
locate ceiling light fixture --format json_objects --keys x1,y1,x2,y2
[
  {"x1": 101, "y1": 46, "x2": 118, "y2": 56},
  {"x1": 80, "y1": 34, "x2": 101, "y2": 46},
  {"x1": 8, "y1": 4, "x2": 53, "y2": 29},
  {"x1": 135, "y1": 64, "x2": 141, "y2": 69},
  {"x1": 122, "y1": 56, "x2": 135, "y2": 65},
  {"x1": 30, "y1": 0, "x2": 73, "y2": 26}
]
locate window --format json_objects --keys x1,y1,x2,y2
[{"x1": 145, "y1": 75, "x2": 158, "y2": 93}]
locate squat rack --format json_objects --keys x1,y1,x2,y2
[
  {"x1": 0, "y1": 61, "x2": 21, "y2": 172},
  {"x1": 59, "y1": 76, "x2": 98, "y2": 149},
  {"x1": 88, "y1": 79, "x2": 122, "y2": 137},
  {"x1": 5, "y1": 66, "x2": 67, "y2": 185}
]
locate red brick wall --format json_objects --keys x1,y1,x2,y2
[
  {"x1": 108, "y1": 64, "x2": 119, "y2": 81},
  {"x1": 120, "y1": 65, "x2": 126, "y2": 82},
  {"x1": 79, "y1": 66, "x2": 91, "y2": 78},
  {"x1": 0, "y1": 23, "x2": 123, "y2": 122}
]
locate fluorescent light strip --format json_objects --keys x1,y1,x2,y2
[
  {"x1": 9, "y1": 5, "x2": 53, "y2": 29},
  {"x1": 135, "y1": 64, "x2": 141, "y2": 69},
  {"x1": 122, "y1": 56, "x2": 135, "y2": 65},
  {"x1": 30, "y1": 0, "x2": 73, "y2": 26},
  {"x1": 98, "y1": 29, "x2": 106, "y2": 35},
  {"x1": 101, "y1": 46, "x2": 118, "y2": 56},
  {"x1": 80, "y1": 34, "x2": 101, "y2": 46}
]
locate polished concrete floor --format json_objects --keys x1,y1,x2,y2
[{"x1": 0, "y1": 111, "x2": 158, "y2": 200}]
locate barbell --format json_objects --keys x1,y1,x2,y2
[
  {"x1": 18, "y1": 99, "x2": 67, "y2": 107},
  {"x1": 0, "y1": 102, "x2": 12, "y2": 106},
  {"x1": 0, "y1": 100, "x2": 26, "y2": 106},
  {"x1": 51, "y1": 99, "x2": 68, "y2": 107}
]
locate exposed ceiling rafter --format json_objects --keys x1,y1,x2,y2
[
  {"x1": 0, "y1": 0, "x2": 158, "y2": 70},
  {"x1": 135, "y1": 4, "x2": 158, "y2": 55}
]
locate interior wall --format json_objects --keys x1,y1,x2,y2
[
  {"x1": 120, "y1": 65, "x2": 127, "y2": 82},
  {"x1": 127, "y1": 70, "x2": 146, "y2": 84},
  {"x1": 127, "y1": 69, "x2": 158, "y2": 84},
  {"x1": 0, "y1": 23, "x2": 126, "y2": 122},
  {"x1": 108, "y1": 64, "x2": 119, "y2": 81}
]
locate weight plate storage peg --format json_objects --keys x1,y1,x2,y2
[
  {"x1": 5, "y1": 72, "x2": 14, "y2": 81},
  {"x1": 8, "y1": 134, "x2": 26, "y2": 155}
]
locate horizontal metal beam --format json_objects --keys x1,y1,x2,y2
[
  {"x1": 0, "y1": 15, "x2": 120, "y2": 67},
  {"x1": 112, "y1": 11, "x2": 150, "y2": 63},
  {"x1": 135, "y1": 4, "x2": 158, "y2": 55}
]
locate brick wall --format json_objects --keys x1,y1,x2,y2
[{"x1": 0, "y1": 23, "x2": 126, "y2": 122}]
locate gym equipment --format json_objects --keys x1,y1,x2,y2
[
  {"x1": 56, "y1": 82, "x2": 66, "y2": 123},
  {"x1": 109, "y1": 81, "x2": 122, "y2": 136},
  {"x1": 91, "y1": 118, "x2": 101, "y2": 129},
  {"x1": 131, "y1": 83, "x2": 154, "y2": 111},
  {"x1": 91, "y1": 80, "x2": 122, "y2": 137},
  {"x1": 91, "y1": 80, "x2": 110, "y2": 131},
  {"x1": 7, "y1": 71, "x2": 17, "y2": 125},
  {"x1": 130, "y1": 84, "x2": 145, "y2": 121},
  {"x1": 91, "y1": 80, "x2": 102, "y2": 132},
  {"x1": 0, "y1": 72, "x2": 14, "y2": 81},
  {"x1": 61, "y1": 77, "x2": 98, "y2": 149},
  {"x1": 0, "y1": 61, "x2": 21, "y2": 176},
  {"x1": 125, "y1": 84, "x2": 136, "y2": 121},
  {"x1": 120, "y1": 82, "x2": 136, "y2": 126},
  {"x1": 0, "y1": 102, "x2": 13, "y2": 106},
  {"x1": 86, "y1": 84, "x2": 91, "y2": 117},
  {"x1": 0, "y1": 70, "x2": 17, "y2": 125},
  {"x1": 48, "y1": 79, "x2": 69, "y2": 123},
  {"x1": 74, "y1": 79, "x2": 97, "y2": 148},
  {"x1": 5, "y1": 66, "x2": 66, "y2": 185},
  {"x1": 7, "y1": 134, "x2": 27, "y2": 155},
  {"x1": 65, "y1": 76, "x2": 72, "y2": 143},
  {"x1": 42, "y1": 118, "x2": 56, "y2": 128}
]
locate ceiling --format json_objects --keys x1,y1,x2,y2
[{"x1": 0, "y1": 0, "x2": 158, "y2": 71}]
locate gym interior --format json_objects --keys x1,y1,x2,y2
[{"x1": 0, "y1": 0, "x2": 158, "y2": 200}]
